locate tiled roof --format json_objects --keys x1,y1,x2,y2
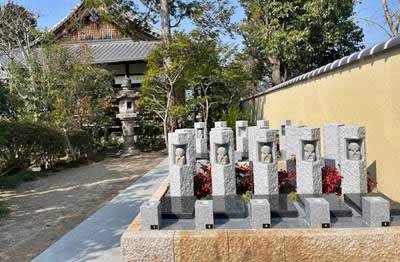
[
  {"x1": 66, "y1": 38, "x2": 159, "y2": 64},
  {"x1": 0, "y1": 39, "x2": 159, "y2": 79},
  {"x1": 243, "y1": 35, "x2": 400, "y2": 101}
]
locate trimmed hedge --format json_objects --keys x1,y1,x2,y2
[{"x1": 0, "y1": 121, "x2": 66, "y2": 174}]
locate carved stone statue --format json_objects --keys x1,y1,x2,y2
[
  {"x1": 304, "y1": 143, "x2": 316, "y2": 162},
  {"x1": 175, "y1": 148, "x2": 186, "y2": 166},
  {"x1": 217, "y1": 147, "x2": 228, "y2": 165},
  {"x1": 260, "y1": 145, "x2": 272, "y2": 164},
  {"x1": 348, "y1": 142, "x2": 361, "y2": 160},
  {"x1": 197, "y1": 129, "x2": 204, "y2": 139}
]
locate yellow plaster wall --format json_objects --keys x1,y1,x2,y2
[{"x1": 248, "y1": 47, "x2": 400, "y2": 201}]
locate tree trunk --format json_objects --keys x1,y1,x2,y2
[
  {"x1": 382, "y1": 0, "x2": 399, "y2": 37},
  {"x1": 160, "y1": 0, "x2": 171, "y2": 43},
  {"x1": 269, "y1": 56, "x2": 287, "y2": 86},
  {"x1": 63, "y1": 130, "x2": 78, "y2": 161}
]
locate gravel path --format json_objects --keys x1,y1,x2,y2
[{"x1": 0, "y1": 151, "x2": 167, "y2": 262}]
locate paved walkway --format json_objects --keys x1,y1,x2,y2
[{"x1": 33, "y1": 158, "x2": 169, "y2": 262}]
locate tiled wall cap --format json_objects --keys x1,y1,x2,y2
[{"x1": 242, "y1": 35, "x2": 400, "y2": 102}]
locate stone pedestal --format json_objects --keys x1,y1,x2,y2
[
  {"x1": 194, "y1": 122, "x2": 208, "y2": 159},
  {"x1": 210, "y1": 127, "x2": 236, "y2": 196},
  {"x1": 140, "y1": 201, "x2": 161, "y2": 230},
  {"x1": 250, "y1": 199, "x2": 271, "y2": 229},
  {"x1": 362, "y1": 196, "x2": 390, "y2": 227},
  {"x1": 249, "y1": 127, "x2": 279, "y2": 195},
  {"x1": 295, "y1": 127, "x2": 323, "y2": 194},
  {"x1": 195, "y1": 200, "x2": 214, "y2": 229},
  {"x1": 278, "y1": 120, "x2": 291, "y2": 160},
  {"x1": 304, "y1": 198, "x2": 330, "y2": 228},
  {"x1": 362, "y1": 197, "x2": 390, "y2": 227},
  {"x1": 339, "y1": 126, "x2": 367, "y2": 194},
  {"x1": 168, "y1": 129, "x2": 196, "y2": 197},
  {"x1": 235, "y1": 121, "x2": 248, "y2": 160}
]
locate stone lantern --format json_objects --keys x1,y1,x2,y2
[{"x1": 116, "y1": 76, "x2": 140, "y2": 156}]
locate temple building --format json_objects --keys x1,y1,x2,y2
[{"x1": 0, "y1": 2, "x2": 160, "y2": 135}]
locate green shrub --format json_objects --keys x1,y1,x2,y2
[
  {"x1": 136, "y1": 119, "x2": 165, "y2": 152},
  {"x1": 0, "y1": 121, "x2": 66, "y2": 174},
  {"x1": 0, "y1": 175, "x2": 21, "y2": 189},
  {"x1": 0, "y1": 170, "x2": 39, "y2": 189},
  {"x1": 0, "y1": 202, "x2": 9, "y2": 218},
  {"x1": 67, "y1": 129, "x2": 95, "y2": 160}
]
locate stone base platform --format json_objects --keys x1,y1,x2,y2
[
  {"x1": 298, "y1": 194, "x2": 353, "y2": 218},
  {"x1": 345, "y1": 192, "x2": 400, "y2": 216},
  {"x1": 122, "y1": 178, "x2": 400, "y2": 261}
]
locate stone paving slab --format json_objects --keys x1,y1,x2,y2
[{"x1": 33, "y1": 158, "x2": 169, "y2": 262}]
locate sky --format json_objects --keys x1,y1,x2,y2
[{"x1": 0, "y1": 0, "x2": 394, "y2": 48}]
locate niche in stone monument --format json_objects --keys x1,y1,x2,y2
[
  {"x1": 258, "y1": 142, "x2": 274, "y2": 164},
  {"x1": 347, "y1": 139, "x2": 363, "y2": 161},
  {"x1": 174, "y1": 145, "x2": 187, "y2": 166},
  {"x1": 238, "y1": 127, "x2": 246, "y2": 137},
  {"x1": 197, "y1": 128, "x2": 204, "y2": 139},
  {"x1": 216, "y1": 144, "x2": 230, "y2": 165},
  {"x1": 302, "y1": 141, "x2": 317, "y2": 162},
  {"x1": 281, "y1": 125, "x2": 286, "y2": 136}
]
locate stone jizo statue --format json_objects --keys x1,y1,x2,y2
[
  {"x1": 197, "y1": 129, "x2": 204, "y2": 139},
  {"x1": 260, "y1": 145, "x2": 272, "y2": 164},
  {"x1": 175, "y1": 148, "x2": 186, "y2": 166},
  {"x1": 217, "y1": 147, "x2": 228, "y2": 165},
  {"x1": 348, "y1": 142, "x2": 361, "y2": 160},
  {"x1": 304, "y1": 143, "x2": 316, "y2": 162}
]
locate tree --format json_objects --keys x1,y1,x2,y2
[
  {"x1": 382, "y1": 0, "x2": 400, "y2": 37},
  {"x1": 7, "y1": 44, "x2": 113, "y2": 159},
  {"x1": 240, "y1": 0, "x2": 364, "y2": 86},
  {"x1": 141, "y1": 32, "x2": 252, "y2": 144},
  {"x1": 85, "y1": 0, "x2": 234, "y2": 42},
  {"x1": 0, "y1": 1, "x2": 39, "y2": 58}
]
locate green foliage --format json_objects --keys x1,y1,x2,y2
[
  {"x1": 0, "y1": 2, "x2": 38, "y2": 51},
  {"x1": 0, "y1": 201, "x2": 9, "y2": 218},
  {"x1": 67, "y1": 129, "x2": 95, "y2": 158},
  {"x1": 222, "y1": 105, "x2": 253, "y2": 131},
  {"x1": 141, "y1": 31, "x2": 253, "y2": 141},
  {"x1": 240, "y1": 0, "x2": 364, "y2": 85},
  {"x1": 0, "y1": 170, "x2": 38, "y2": 189},
  {"x1": 242, "y1": 191, "x2": 253, "y2": 203},
  {"x1": 0, "y1": 121, "x2": 66, "y2": 174},
  {"x1": 7, "y1": 44, "x2": 113, "y2": 131},
  {"x1": 136, "y1": 110, "x2": 166, "y2": 152},
  {"x1": 288, "y1": 192, "x2": 299, "y2": 202},
  {"x1": 85, "y1": 0, "x2": 234, "y2": 37},
  {"x1": 0, "y1": 81, "x2": 19, "y2": 119}
]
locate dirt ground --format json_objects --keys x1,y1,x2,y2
[{"x1": 0, "y1": 151, "x2": 167, "y2": 262}]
